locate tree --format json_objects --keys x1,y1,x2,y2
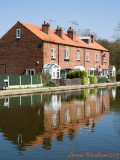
[
  {"x1": 112, "y1": 22, "x2": 120, "y2": 40},
  {"x1": 77, "y1": 28, "x2": 97, "y2": 40}
]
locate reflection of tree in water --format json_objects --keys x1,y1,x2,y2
[
  {"x1": 0, "y1": 105, "x2": 44, "y2": 151},
  {"x1": 42, "y1": 137, "x2": 52, "y2": 150},
  {"x1": 56, "y1": 132, "x2": 64, "y2": 142},
  {"x1": 68, "y1": 128, "x2": 76, "y2": 141}
]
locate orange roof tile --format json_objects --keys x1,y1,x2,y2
[
  {"x1": 96, "y1": 65, "x2": 109, "y2": 69},
  {"x1": 19, "y1": 21, "x2": 108, "y2": 51}
]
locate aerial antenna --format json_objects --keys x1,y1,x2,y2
[
  {"x1": 69, "y1": 21, "x2": 79, "y2": 30},
  {"x1": 46, "y1": 19, "x2": 56, "y2": 25}
]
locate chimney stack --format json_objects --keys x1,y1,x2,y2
[
  {"x1": 91, "y1": 34, "x2": 94, "y2": 43},
  {"x1": 56, "y1": 26, "x2": 63, "y2": 38},
  {"x1": 42, "y1": 21, "x2": 50, "y2": 35},
  {"x1": 67, "y1": 27, "x2": 76, "y2": 41}
]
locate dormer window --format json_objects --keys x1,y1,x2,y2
[
  {"x1": 16, "y1": 29, "x2": 21, "y2": 39},
  {"x1": 79, "y1": 37, "x2": 91, "y2": 45}
]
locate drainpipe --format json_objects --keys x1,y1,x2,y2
[
  {"x1": 58, "y1": 44, "x2": 59, "y2": 65},
  {"x1": 84, "y1": 48, "x2": 86, "y2": 69}
]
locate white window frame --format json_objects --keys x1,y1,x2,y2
[
  {"x1": 86, "y1": 53, "x2": 90, "y2": 62},
  {"x1": 51, "y1": 48, "x2": 56, "y2": 59},
  {"x1": 26, "y1": 69, "x2": 35, "y2": 75},
  {"x1": 77, "y1": 50, "x2": 80, "y2": 61},
  {"x1": 95, "y1": 54, "x2": 98, "y2": 62},
  {"x1": 16, "y1": 29, "x2": 21, "y2": 39},
  {"x1": 103, "y1": 54, "x2": 106, "y2": 63},
  {"x1": 64, "y1": 49, "x2": 69, "y2": 59}
]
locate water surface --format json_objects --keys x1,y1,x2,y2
[{"x1": 0, "y1": 87, "x2": 120, "y2": 160}]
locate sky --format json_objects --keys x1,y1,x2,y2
[{"x1": 0, "y1": 0, "x2": 120, "y2": 41}]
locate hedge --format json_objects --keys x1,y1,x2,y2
[{"x1": 88, "y1": 75, "x2": 98, "y2": 84}]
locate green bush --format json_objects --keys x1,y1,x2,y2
[
  {"x1": 67, "y1": 72, "x2": 72, "y2": 79},
  {"x1": 110, "y1": 76, "x2": 116, "y2": 82},
  {"x1": 88, "y1": 75, "x2": 98, "y2": 84},
  {"x1": 82, "y1": 77, "x2": 88, "y2": 85},
  {"x1": 44, "y1": 80, "x2": 58, "y2": 87},
  {"x1": 117, "y1": 69, "x2": 120, "y2": 76},
  {"x1": 90, "y1": 70, "x2": 94, "y2": 75},
  {"x1": 67, "y1": 70, "x2": 87, "y2": 79}
]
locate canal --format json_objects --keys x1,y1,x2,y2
[{"x1": 0, "y1": 87, "x2": 120, "y2": 160}]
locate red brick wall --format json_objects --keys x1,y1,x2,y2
[
  {"x1": 0, "y1": 22, "x2": 43, "y2": 75},
  {"x1": 43, "y1": 42, "x2": 109, "y2": 70}
]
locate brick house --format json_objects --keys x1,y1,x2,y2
[{"x1": 0, "y1": 21, "x2": 115, "y2": 78}]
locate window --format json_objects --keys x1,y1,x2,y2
[
  {"x1": 77, "y1": 50, "x2": 80, "y2": 61},
  {"x1": 96, "y1": 54, "x2": 98, "y2": 62},
  {"x1": 51, "y1": 48, "x2": 55, "y2": 59},
  {"x1": 103, "y1": 54, "x2": 106, "y2": 63},
  {"x1": 26, "y1": 69, "x2": 35, "y2": 75},
  {"x1": 86, "y1": 53, "x2": 90, "y2": 61},
  {"x1": 64, "y1": 49, "x2": 69, "y2": 60},
  {"x1": 16, "y1": 29, "x2": 21, "y2": 39}
]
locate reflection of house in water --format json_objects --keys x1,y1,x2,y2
[{"x1": 0, "y1": 88, "x2": 110, "y2": 151}]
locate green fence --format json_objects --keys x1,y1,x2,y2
[
  {"x1": 97, "y1": 78, "x2": 108, "y2": 83},
  {"x1": 0, "y1": 75, "x2": 8, "y2": 86},
  {"x1": 9, "y1": 75, "x2": 20, "y2": 85},
  {"x1": 21, "y1": 75, "x2": 31, "y2": 85},
  {"x1": 32, "y1": 75, "x2": 41, "y2": 84},
  {"x1": 0, "y1": 74, "x2": 51, "y2": 87}
]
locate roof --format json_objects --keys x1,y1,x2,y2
[
  {"x1": 73, "y1": 66, "x2": 85, "y2": 70},
  {"x1": 96, "y1": 65, "x2": 109, "y2": 70},
  {"x1": 43, "y1": 63, "x2": 60, "y2": 69},
  {"x1": 109, "y1": 65, "x2": 115, "y2": 69},
  {"x1": 19, "y1": 21, "x2": 108, "y2": 51}
]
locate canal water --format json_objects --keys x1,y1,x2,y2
[{"x1": 0, "y1": 87, "x2": 120, "y2": 160}]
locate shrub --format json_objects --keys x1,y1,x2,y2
[
  {"x1": 44, "y1": 80, "x2": 58, "y2": 87},
  {"x1": 110, "y1": 76, "x2": 116, "y2": 82},
  {"x1": 82, "y1": 77, "x2": 88, "y2": 85},
  {"x1": 67, "y1": 72, "x2": 72, "y2": 79},
  {"x1": 117, "y1": 69, "x2": 120, "y2": 76},
  {"x1": 90, "y1": 70, "x2": 94, "y2": 75},
  {"x1": 88, "y1": 75, "x2": 98, "y2": 84},
  {"x1": 67, "y1": 70, "x2": 87, "y2": 79}
]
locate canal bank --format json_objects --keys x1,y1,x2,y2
[{"x1": 0, "y1": 82, "x2": 120, "y2": 97}]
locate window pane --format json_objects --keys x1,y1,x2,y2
[
  {"x1": 31, "y1": 70, "x2": 34, "y2": 75},
  {"x1": 77, "y1": 51, "x2": 80, "y2": 60},
  {"x1": 16, "y1": 29, "x2": 20, "y2": 38}
]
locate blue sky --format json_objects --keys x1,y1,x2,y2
[{"x1": 0, "y1": 0, "x2": 120, "y2": 41}]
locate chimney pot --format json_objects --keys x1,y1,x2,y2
[
  {"x1": 67, "y1": 27, "x2": 76, "y2": 41},
  {"x1": 91, "y1": 34, "x2": 94, "y2": 43},
  {"x1": 56, "y1": 26, "x2": 63, "y2": 38},
  {"x1": 42, "y1": 21, "x2": 50, "y2": 35}
]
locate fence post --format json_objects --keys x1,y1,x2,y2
[
  {"x1": 20, "y1": 76, "x2": 21, "y2": 86},
  {"x1": 41, "y1": 75, "x2": 42, "y2": 84},
  {"x1": 8, "y1": 76, "x2": 9, "y2": 87},
  {"x1": 31, "y1": 76, "x2": 32, "y2": 86}
]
